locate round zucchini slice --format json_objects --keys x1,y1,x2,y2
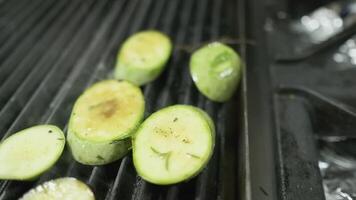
[
  {"x1": 20, "y1": 177, "x2": 95, "y2": 200},
  {"x1": 68, "y1": 80, "x2": 145, "y2": 165},
  {"x1": 132, "y1": 105, "x2": 215, "y2": 185},
  {"x1": 190, "y1": 42, "x2": 241, "y2": 102},
  {"x1": 114, "y1": 30, "x2": 172, "y2": 86},
  {"x1": 0, "y1": 125, "x2": 65, "y2": 180}
]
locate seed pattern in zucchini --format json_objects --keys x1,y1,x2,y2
[
  {"x1": 20, "y1": 177, "x2": 95, "y2": 200},
  {"x1": 0, "y1": 125, "x2": 65, "y2": 180},
  {"x1": 68, "y1": 80, "x2": 144, "y2": 165},
  {"x1": 133, "y1": 105, "x2": 215, "y2": 185},
  {"x1": 190, "y1": 42, "x2": 241, "y2": 102},
  {"x1": 115, "y1": 30, "x2": 172, "y2": 86}
]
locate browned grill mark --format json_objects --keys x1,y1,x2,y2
[{"x1": 89, "y1": 98, "x2": 118, "y2": 118}]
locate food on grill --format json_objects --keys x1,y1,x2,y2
[
  {"x1": 114, "y1": 30, "x2": 172, "y2": 86},
  {"x1": 0, "y1": 125, "x2": 65, "y2": 180},
  {"x1": 20, "y1": 177, "x2": 95, "y2": 200},
  {"x1": 132, "y1": 105, "x2": 215, "y2": 185},
  {"x1": 67, "y1": 80, "x2": 145, "y2": 165},
  {"x1": 190, "y1": 42, "x2": 241, "y2": 102}
]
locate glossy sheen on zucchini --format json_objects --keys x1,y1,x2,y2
[
  {"x1": 68, "y1": 80, "x2": 145, "y2": 165},
  {"x1": 115, "y1": 30, "x2": 172, "y2": 86},
  {"x1": 133, "y1": 105, "x2": 215, "y2": 185},
  {"x1": 20, "y1": 177, "x2": 95, "y2": 200},
  {"x1": 190, "y1": 42, "x2": 241, "y2": 102},
  {"x1": 0, "y1": 125, "x2": 65, "y2": 180}
]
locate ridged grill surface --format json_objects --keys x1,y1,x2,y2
[{"x1": 0, "y1": 0, "x2": 244, "y2": 199}]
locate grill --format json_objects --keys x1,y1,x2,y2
[
  {"x1": 254, "y1": 0, "x2": 356, "y2": 200},
  {"x1": 7, "y1": 0, "x2": 356, "y2": 199},
  {"x1": 0, "y1": 0, "x2": 247, "y2": 199}
]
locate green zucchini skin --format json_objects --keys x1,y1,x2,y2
[
  {"x1": 67, "y1": 80, "x2": 145, "y2": 165},
  {"x1": 67, "y1": 130, "x2": 131, "y2": 165},
  {"x1": 190, "y1": 106, "x2": 215, "y2": 137},
  {"x1": 115, "y1": 30, "x2": 172, "y2": 86},
  {"x1": 190, "y1": 42, "x2": 241, "y2": 102},
  {"x1": 132, "y1": 105, "x2": 215, "y2": 185},
  {"x1": 0, "y1": 125, "x2": 65, "y2": 180}
]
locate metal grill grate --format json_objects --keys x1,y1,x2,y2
[{"x1": 0, "y1": 0, "x2": 246, "y2": 199}]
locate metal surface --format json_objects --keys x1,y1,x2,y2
[
  {"x1": 0, "y1": 0, "x2": 247, "y2": 199},
  {"x1": 262, "y1": 0, "x2": 356, "y2": 199}
]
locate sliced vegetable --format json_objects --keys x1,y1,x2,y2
[
  {"x1": 190, "y1": 42, "x2": 241, "y2": 102},
  {"x1": 0, "y1": 125, "x2": 65, "y2": 180},
  {"x1": 115, "y1": 30, "x2": 172, "y2": 86},
  {"x1": 133, "y1": 105, "x2": 215, "y2": 185},
  {"x1": 20, "y1": 177, "x2": 95, "y2": 200},
  {"x1": 68, "y1": 80, "x2": 144, "y2": 165}
]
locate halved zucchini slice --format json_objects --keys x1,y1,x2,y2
[
  {"x1": 0, "y1": 125, "x2": 65, "y2": 180},
  {"x1": 132, "y1": 105, "x2": 215, "y2": 185},
  {"x1": 190, "y1": 42, "x2": 241, "y2": 102},
  {"x1": 68, "y1": 80, "x2": 145, "y2": 165},
  {"x1": 20, "y1": 177, "x2": 95, "y2": 200},
  {"x1": 114, "y1": 30, "x2": 172, "y2": 86}
]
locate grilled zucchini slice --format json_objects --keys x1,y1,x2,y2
[
  {"x1": 0, "y1": 125, "x2": 65, "y2": 180},
  {"x1": 68, "y1": 80, "x2": 144, "y2": 165},
  {"x1": 190, "y1": 42, "x2": 241, "y2": 102},
  {"x1": 115, "y1": 30, "x2": 172, "y2": 86},
  {"x1": 133, "y1": 105, "x2": 215, "y2": 185},
  {"x1": 20, "y1": 177, "x2": 95, "y2": 200}
]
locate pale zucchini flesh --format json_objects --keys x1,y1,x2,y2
[
  {"x1": 68, "y1": 80, "x2": 144, "y2": 165},
  {"x1": 115, "y1": 30, "x2": 172, "y2": 86},
  {"x1": 133, "y1": 105, "x2": 215, "y2": 185},
  {"x1": 20, "y1": 177, "x2": 95, "y2": 200},
  {"x1": 190, "y1": 42, "x2": 241, "y2": 102},
  {"x1": 0, "y1": 125, "x2": 65, "y2": 180}
]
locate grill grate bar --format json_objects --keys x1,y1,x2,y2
[
  {"x1": 0, "y1": 0, "x2": 36, "y2": 44},
  {"x1": 146, "y1": 0, "x2": 166, "y2": 29},
  {"x1": 0, "y1": 0, "x2": 29, "y2": 27},
  {"x1": 106, "y1": 1, "x2": 183, "y2": 199},
  {"x1": 137, "y1": 1, "x2": 190, "y2": 199},
  {"x1": 194, "y1": 102, "x2": 219, "y2": 200},
  {"x1": 0, "y1": 0, "x2": 243, "y2": 199},
  {"x1": 0, "y1": 0, "x2": 91, "y2": 139},
  {"x1": 140, "y1": 0, "x2": 210, "y2": 199},
  {"x1": 40, "y1": 0, "x2": 132, "y2": 127},
  {"x1": 104, "y1": 156, "x2": 135, "y2": 200},
  {"x1": 0, "y1": 1, "x2": 114, "y2": 198},
  {"x1": 180, "y1": 0, "x2": 208, "y2": 105},
  {"x1": 29, "y1": 0, "x2": 139, "y2": 195},
  {"x1": 101, "y1": 1, "x2": 172, "y2": 199},
  {"x1": 0, "y1": 0, "x2": 57, "y2": 62},
  {"x1": 0, "y1": 0, "x2": 19, "y2": 12},
  {"x1": 0, "y1": 0, "x2": 65, "y2": 82},
  {"x1": 193, "y1": 2, "x2": 223, "y2": 197},
  {"x1": 216, "y1": 104, "x2": 231, "y2": 199},
  {"x1": 211, "y1": 0, "x2": 222, "y2": 39},
  {"x1": 0, "y1": 1, "x2": 107, "y2": 198},
  {"x1": 0, "y1": 0, "x2": 118, "y2": 143},
  {"x1": 141, "y1": 0, "x2": 193, "y2": 198},
  {"x1": 126, "y1": 0, "x2": 153, "y2": 35},
  {"x1": 141, "y1": 0, "x2": 182, "y2": 113},
  {"x1": 36, "y1": 0, "x2": 130, "y2": 187},
  {"x1": 82, "y1": 0, "x2": 157, "y2": 196},
  {"x1": 155, "y1": 1, "x2": 197, "y2": 199},
  {"x1": 61, "y1": 0, "x2": 150, "y2": 196},
  {"x1": 155, "y1": 0, "x2": 194, "y2": 107},
  {"x1": 195, "y1": 1, "x2": 239, "y2": 199}
]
